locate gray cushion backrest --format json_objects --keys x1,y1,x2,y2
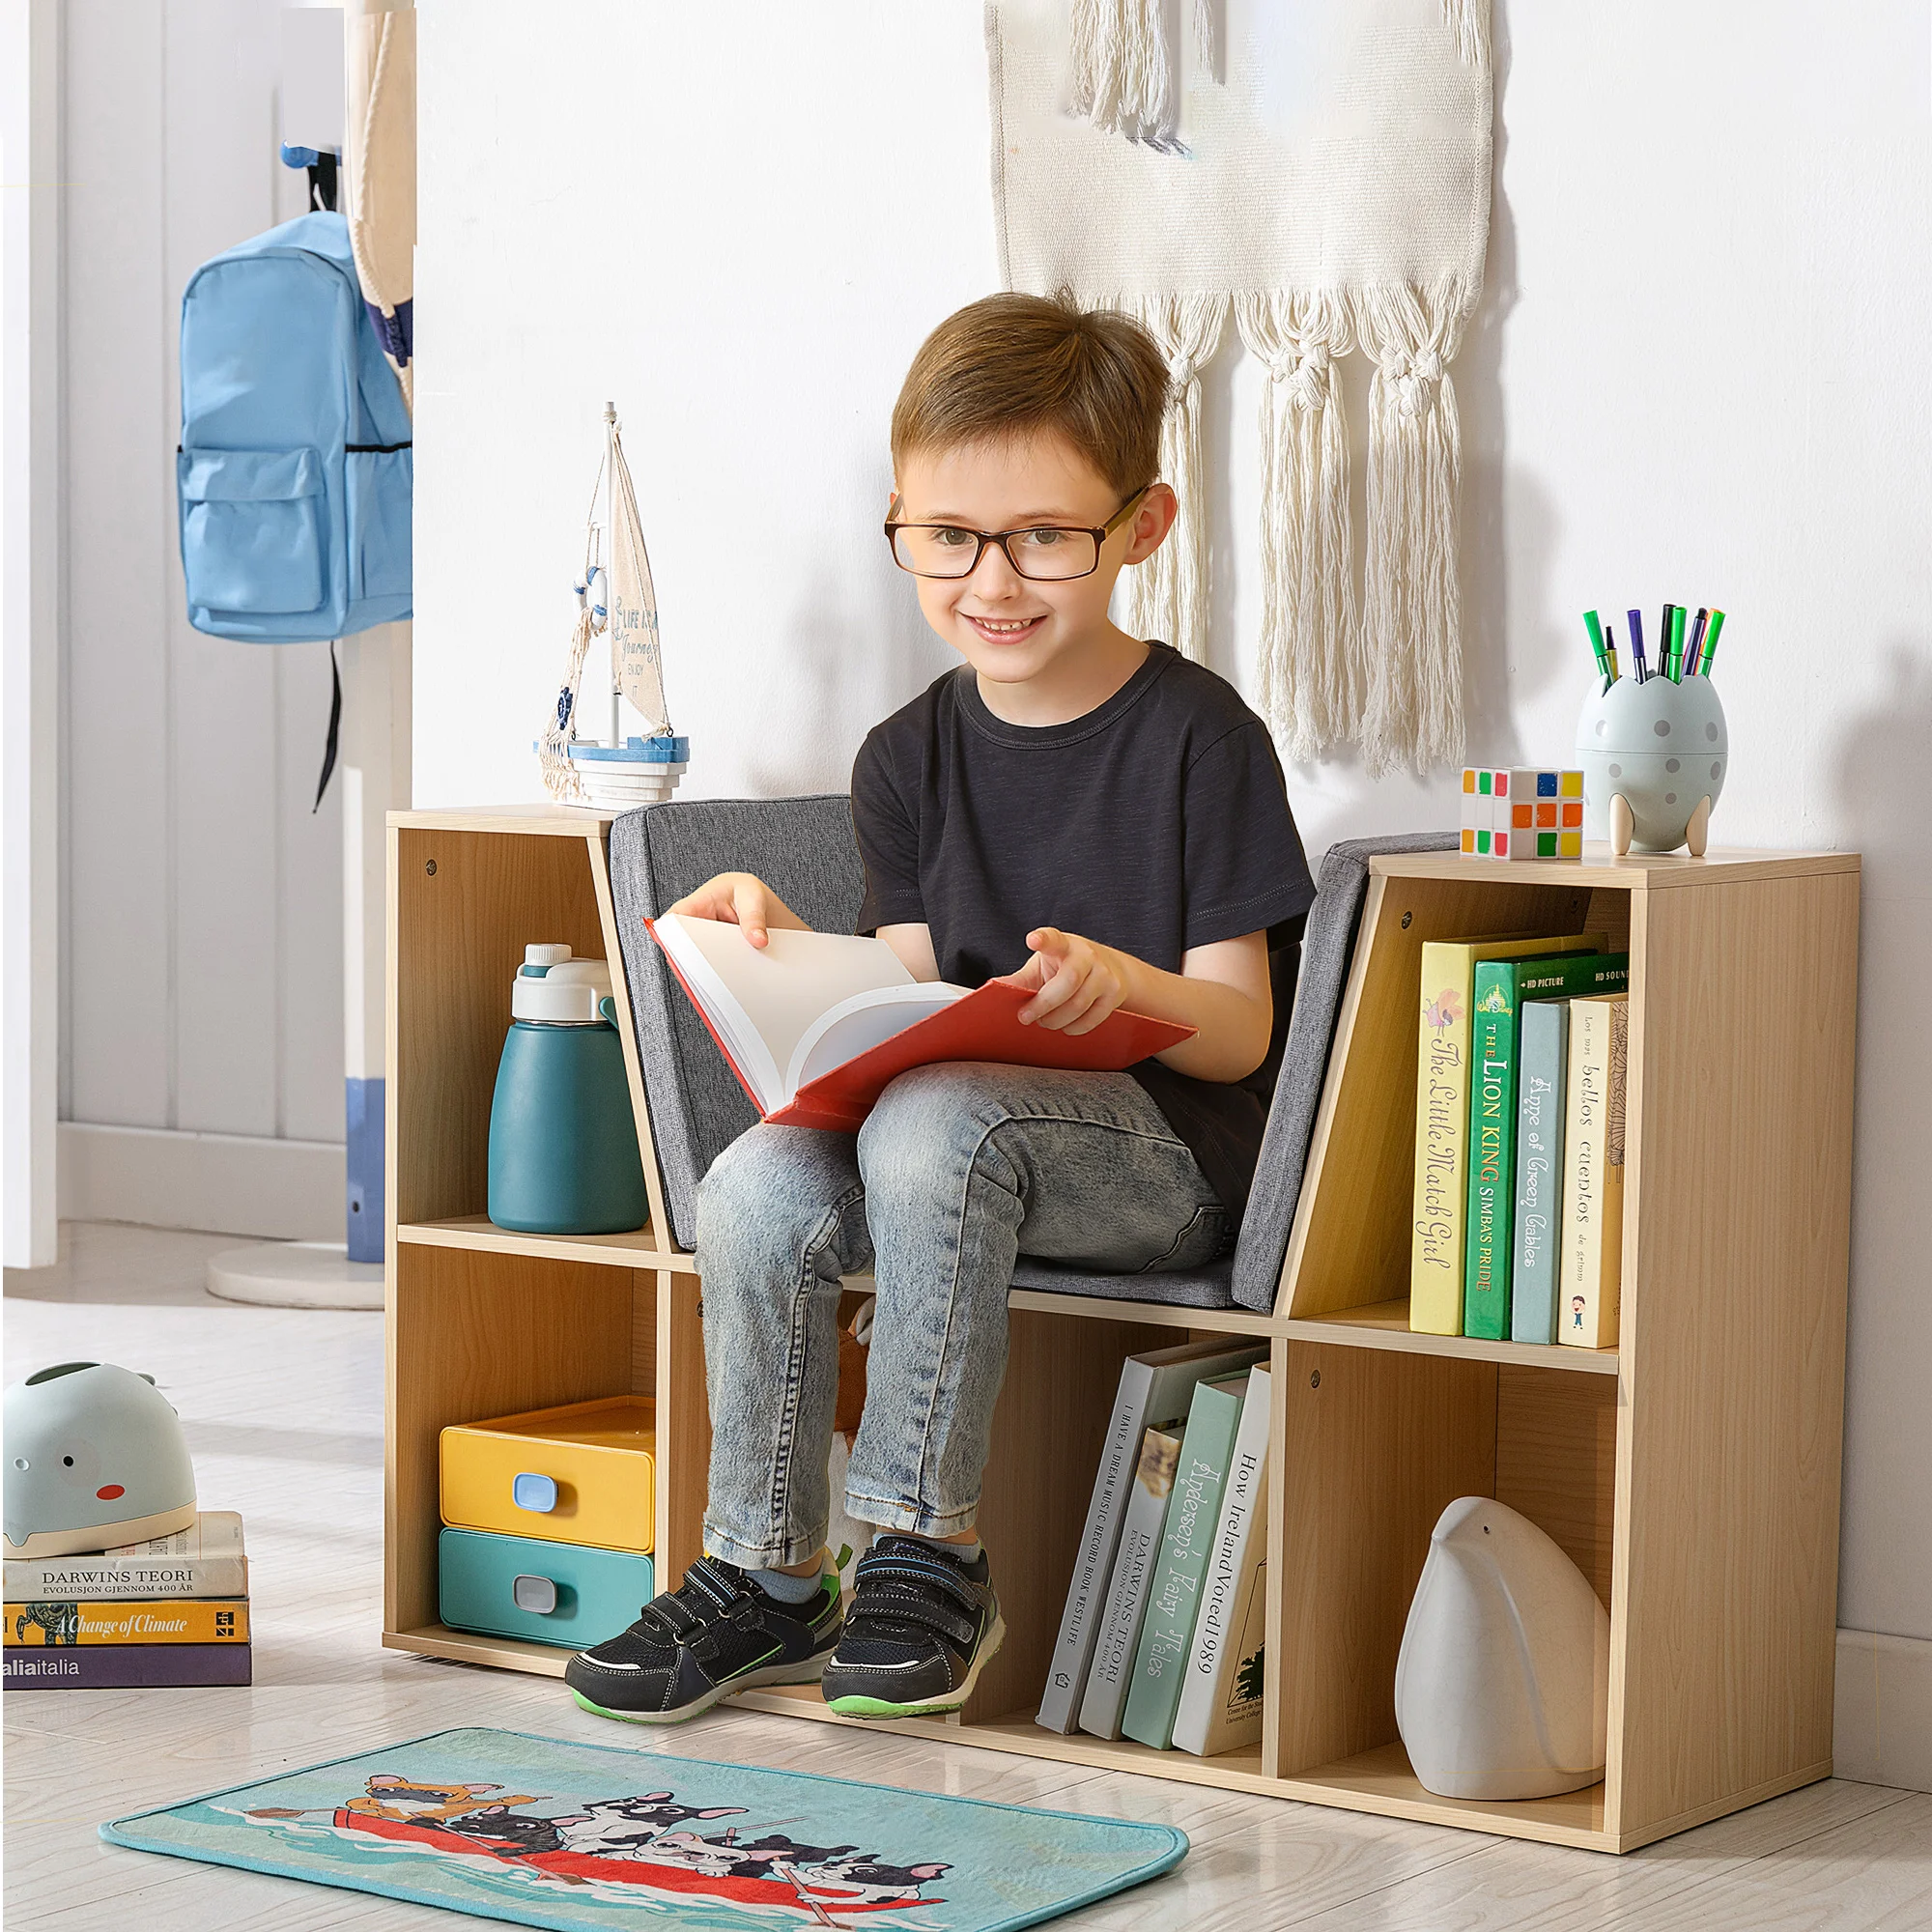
[
  {"x1": 608, "y1": 797, "x2": 867, "y2": 1249},
  {"x1": 1229, "y1": 831, "x2": 1460, "y2": 1312}
]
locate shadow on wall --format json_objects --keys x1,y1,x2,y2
[
  {"x1": 743, "y1": 552, "x2": 952, "y2": 801},
  {"x1": 1831, "y1": 640, "x2": 1932, "y2": 902},
  {"x1": 1457, "y1": 0, "x2": 1524, "y2": 768}
]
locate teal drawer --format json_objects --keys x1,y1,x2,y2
[{"x1": 439, "y1": 1527, "x2": 654, "y2": 1649}]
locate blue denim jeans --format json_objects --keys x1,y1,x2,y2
[{"x1": 695, "y1": 1062, "x2": 1230, "y2": 1569}]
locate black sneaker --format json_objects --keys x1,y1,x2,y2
[
  {"x1": 820, "y1": 1535, "x2": 1005, "y2": 1719},
  {"x1": 566, "y1": 1555, "x2": 841, "y2": 1725}
]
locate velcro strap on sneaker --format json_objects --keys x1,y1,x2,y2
[
  {"x1": 853, "y1": 1551, "x2": 981, "y2": 1615},
  {"x1": 686, "y1": 1557, "x2": 750, "y2": 1612},
  {"x1": 851, "y1": 1586, "x2": 978, "y2": 1650}
]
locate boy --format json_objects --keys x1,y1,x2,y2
[{"x1": 566, "y1": 293, "x2": 1313, "y2": 1726}]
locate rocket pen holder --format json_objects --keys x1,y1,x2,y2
[{"x1": 1575, "y1": 675, "x2": 1727, "y2": 856}]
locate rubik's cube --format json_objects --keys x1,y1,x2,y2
[{"x1": 1461, "y1": 768, "x2": 1585, "y2": 860}]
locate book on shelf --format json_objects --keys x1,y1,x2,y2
[
  {"x1": 1410, "y1": 933, "x2": 1605, "y2": 1335},
  {"x1": 1464, "y1": 952, "x2": 1629, "y2": 1340},
  {"x1": 1036, "y1": 1338, "x2": 1267, "y2": 1736},
  {"x1": 0, "y1": 1510, "x2": 247, "y2": 1602},
  {"x1": 1511, "y1": 998, "x2": 1571, "y2": 1345},
  {"x1": 1170, "y1": 1366, "x2": 1272, "y2": 1758},
  {"x1": 6, "y1": 1599, "x2": 248, "y2": 1646},
  {"x1": 648, "y1": 914, "x2": 1193, "y2": 1134},
  {"x1": 1560, "y1": 993, "x2": 1629, "y2": 1350},
  {"x1": 1077, "y1": 1425, "x2": 1179, "y2": 1740},
  {"x1": 3, "y1": 1642, "x2": 251, "y2": 1689},
  {"x1": 1121, "y1": 1373, "x2": 1247, "y2": 1752}
]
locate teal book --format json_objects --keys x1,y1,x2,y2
[
  {"x1": 1464, "y1": 952, "x2": 1629, "y2": 1340},
  {"x1": 1512, "y1": 998, "x2": 1570, "y2": 1344},
  {"x1": 1119, "y1": 1375, "x2": 1244, "y2": 1751}
]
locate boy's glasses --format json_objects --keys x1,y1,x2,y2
[{"x1": 885, "y1": 486, "x2": 1151, "y2": 582}]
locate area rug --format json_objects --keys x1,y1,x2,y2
[{"x1": 100, "y1": 1725, "x2": 1187, "y2": 1930}]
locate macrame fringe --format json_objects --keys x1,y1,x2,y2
[
  {"x1": 1352, "y1": 277, "x2": 1471, "y2": 778},
  {"x1": 1439, "y1": 0, "x2": 1491, "y2": 68},
  {"x1": 538, "y1": 603, "x2": 594, "y2": 803},
  {"x1": 1234, "y1": 290, "x2": 1357, "y2": 763},
  {"x1": 1117, "y1": 292, "x2": 1229, "y2": 665},
  {"x1": 1068, "y1": 0, "x2": 1217, "y2": 146},
  {"x1": 1068, "y1": 0, "x2": 1171, "y2": 144}
]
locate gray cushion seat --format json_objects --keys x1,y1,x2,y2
[{"x1": 608, "y1": 797, "x2": 1454, "y2": 1316}]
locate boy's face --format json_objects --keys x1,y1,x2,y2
[{"x1": 892, "y1": 433, "x2": 1174, "y2": 689}]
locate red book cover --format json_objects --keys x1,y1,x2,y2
[{"x1": 646, "y1": 921, "x2": 1194, "y2": 1134}]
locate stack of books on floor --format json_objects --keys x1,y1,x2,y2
[
  {"x1": 4, "y1": 1511, "x2": 251, "y2": 1688},
  {"x1": 1037, "y1": 1341, "x2": 1272, "y2": 1758},
  {"x1": 1409, "y1": 930, "x2": 1631, "y2": 1347}
]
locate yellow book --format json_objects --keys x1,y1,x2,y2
[
  {"x1": 1559, "y1": 993, "x2": 1628, "y2": 1350},
  {"x1": 1411, "y1": 932, "x2": 1605, "y2": 1334},
  {"x1": 7, "y1": 1599, "x2": 249, "y2": 1645}
]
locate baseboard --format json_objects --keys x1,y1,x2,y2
[
  {"x1": 1836, "y1": 1627, "x2": 1932, "y2": 1791},
  {"x1": 56, "y1": 1122, "x2": 345, "y2": 1242}
]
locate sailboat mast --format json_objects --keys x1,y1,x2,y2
[{"x1": 604, "y1": 400, "x2": 621, "y2": 747}]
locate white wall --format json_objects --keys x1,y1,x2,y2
[
  {"x1": 414, "y1": 3, "x2": 1931, "y2": 1645},
  {"x1": 60, "y1": 0, "x2": 345, "y2": 1225}
]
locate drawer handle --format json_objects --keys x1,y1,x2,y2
[
  {"x1": 512, "y1": 1574, "x2": 558, "y2": 1615},
  {"x1": 512, "y1": 1472, "x2": 558, "y2": 1514}
]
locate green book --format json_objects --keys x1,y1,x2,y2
[
  {"x1": 1464, "y1": 952, "x2": 1630, "y2": 1339},
  {"x1": 1120, "y1": 1374, "x2": 1245, "y2": 1751}
]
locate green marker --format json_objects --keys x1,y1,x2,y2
[
  {"x1": 1667, "y1": 604, "x2": 1687, "y2": 682},
  {"x1": 1699, "y1": 608, "x2": 1725, "y2": 675},
  {"x1": 1582, "y1": 609, "x2": 1612, "y2": 689}
]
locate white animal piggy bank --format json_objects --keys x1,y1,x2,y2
[
  {"x1": 1395, "y1": 1495, "x2": 1610, "y2": 1801},
  {"x1": 4, "y1": 1362, "x2": 197, "y2": 1557}
]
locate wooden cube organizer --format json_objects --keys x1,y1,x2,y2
[{"x1": 384, "y1": 808, "x2": 1860, "y2": 1854}]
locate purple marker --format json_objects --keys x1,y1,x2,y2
[{"x1": 1628, "y1": 608, "x2": 1648, "y2": 683}]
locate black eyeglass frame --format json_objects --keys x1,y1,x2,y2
[{"x1": 883, "y1": 484, "x2": 1154, "y2": 582}]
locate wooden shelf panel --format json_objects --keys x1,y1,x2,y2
[
  {"x1": 399, "y1": 1215, "x2": 698, "y2": 1273},
  {"x1": 1276, "y1": 1742, "x2": 1610, "y2": 1851},
  {"x1": 1372, "y1": 846, "x2": 1861, "y2": 892},
  {"x1": 384, "y1": 1622, "x2": 573, "y2": 1678},
  {"x1": 390, "y1": 805, "x2": 617, "y2": 835},
  {"x1": 1005, "y1": 1289, "x2": 1276, "y2": 1335},
  {"x1": 1283, "y1": 1299, "x2": 1619, "y2": 1375}
]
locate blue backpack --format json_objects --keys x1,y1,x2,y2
[{"x1": 178, "y1": 211, "x2": 412, "y2": 641}]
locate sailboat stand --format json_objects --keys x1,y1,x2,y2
[{"x1": 538, "y1": 403, "x2": 689, "y2": 811}]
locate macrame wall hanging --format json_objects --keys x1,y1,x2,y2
[{"x1": 987, "y1": 0, "x2": 1493, "y2": 775}]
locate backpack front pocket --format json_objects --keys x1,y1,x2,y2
[
  {"x1": 344, "y1": 445, "x2": 412, "y2": 601},
  {"x1": 178, "y1": 446, "x2": 326, "y2": 615}
]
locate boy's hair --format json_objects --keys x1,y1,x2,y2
[{"x1": 891, "y1": 292, "x2": 1170, "y2": 497}]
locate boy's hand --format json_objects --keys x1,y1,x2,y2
[
  {"x1": 664, "y1": 872, "x2": 806, "y2": 948},
  {"x1": 1002, "y1": 927, "x2": 1129, "y2": 1035}
]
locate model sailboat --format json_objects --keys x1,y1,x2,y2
[{"x1": 538, "y1": 403, "x2": 689, "y2": 810}]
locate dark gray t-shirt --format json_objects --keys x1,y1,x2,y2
[{"x1": 851, "y1": 642, "x2": 1315, "y2": 1222}]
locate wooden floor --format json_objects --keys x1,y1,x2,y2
[{"x1": 5, "y1": 1225, "x2": 1929, "y2": 1931}]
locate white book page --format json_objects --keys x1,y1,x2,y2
[
  {"x1": 786, "y1": 981, "x2": 969, "y2": 1098},
  {"x1": 656, "y1": 914, "x2": 917, "y2": 1112}
]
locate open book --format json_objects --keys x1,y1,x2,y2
[{"x1": 647, "y1": 913, "x2": 1194, "y2": 1134}]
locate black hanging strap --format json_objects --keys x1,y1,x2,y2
[{"x1": 313, "y1": 639, "x2": 342, "y2": 812}]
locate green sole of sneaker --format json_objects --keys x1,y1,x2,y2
[
  {"x1": 825, "y1": 1610, "x2": 1007, "y2": 1720},
  {"x1": 570, "y1": 1655, "x2": 834, "y2": 1727}
]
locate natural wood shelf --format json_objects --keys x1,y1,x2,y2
[
  {"x1": 384, "y1": 1621, "x2": 573, "y2": 1678},
  {"x1": 1283, "y1": 1298, "x2": 1619, "y2": 1375},
  {"x1": 398, "y1": 1215, "x2": 696, "y2": 1273},
  {"x1": 386, "y1": 827, "x2": 1859, "y2": 1853}
]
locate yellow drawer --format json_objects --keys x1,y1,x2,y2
[{"x1": 439, "y1": 1397, "x2": 655, "y2": 1552}]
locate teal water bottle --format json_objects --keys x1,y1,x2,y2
[{"x1": 487, "y1": 946, "x2": 650, "y2": 1235}]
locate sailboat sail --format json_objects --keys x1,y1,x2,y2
[{"x1": 608, "y1": 427, "x2": 669, "y2": 736}]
